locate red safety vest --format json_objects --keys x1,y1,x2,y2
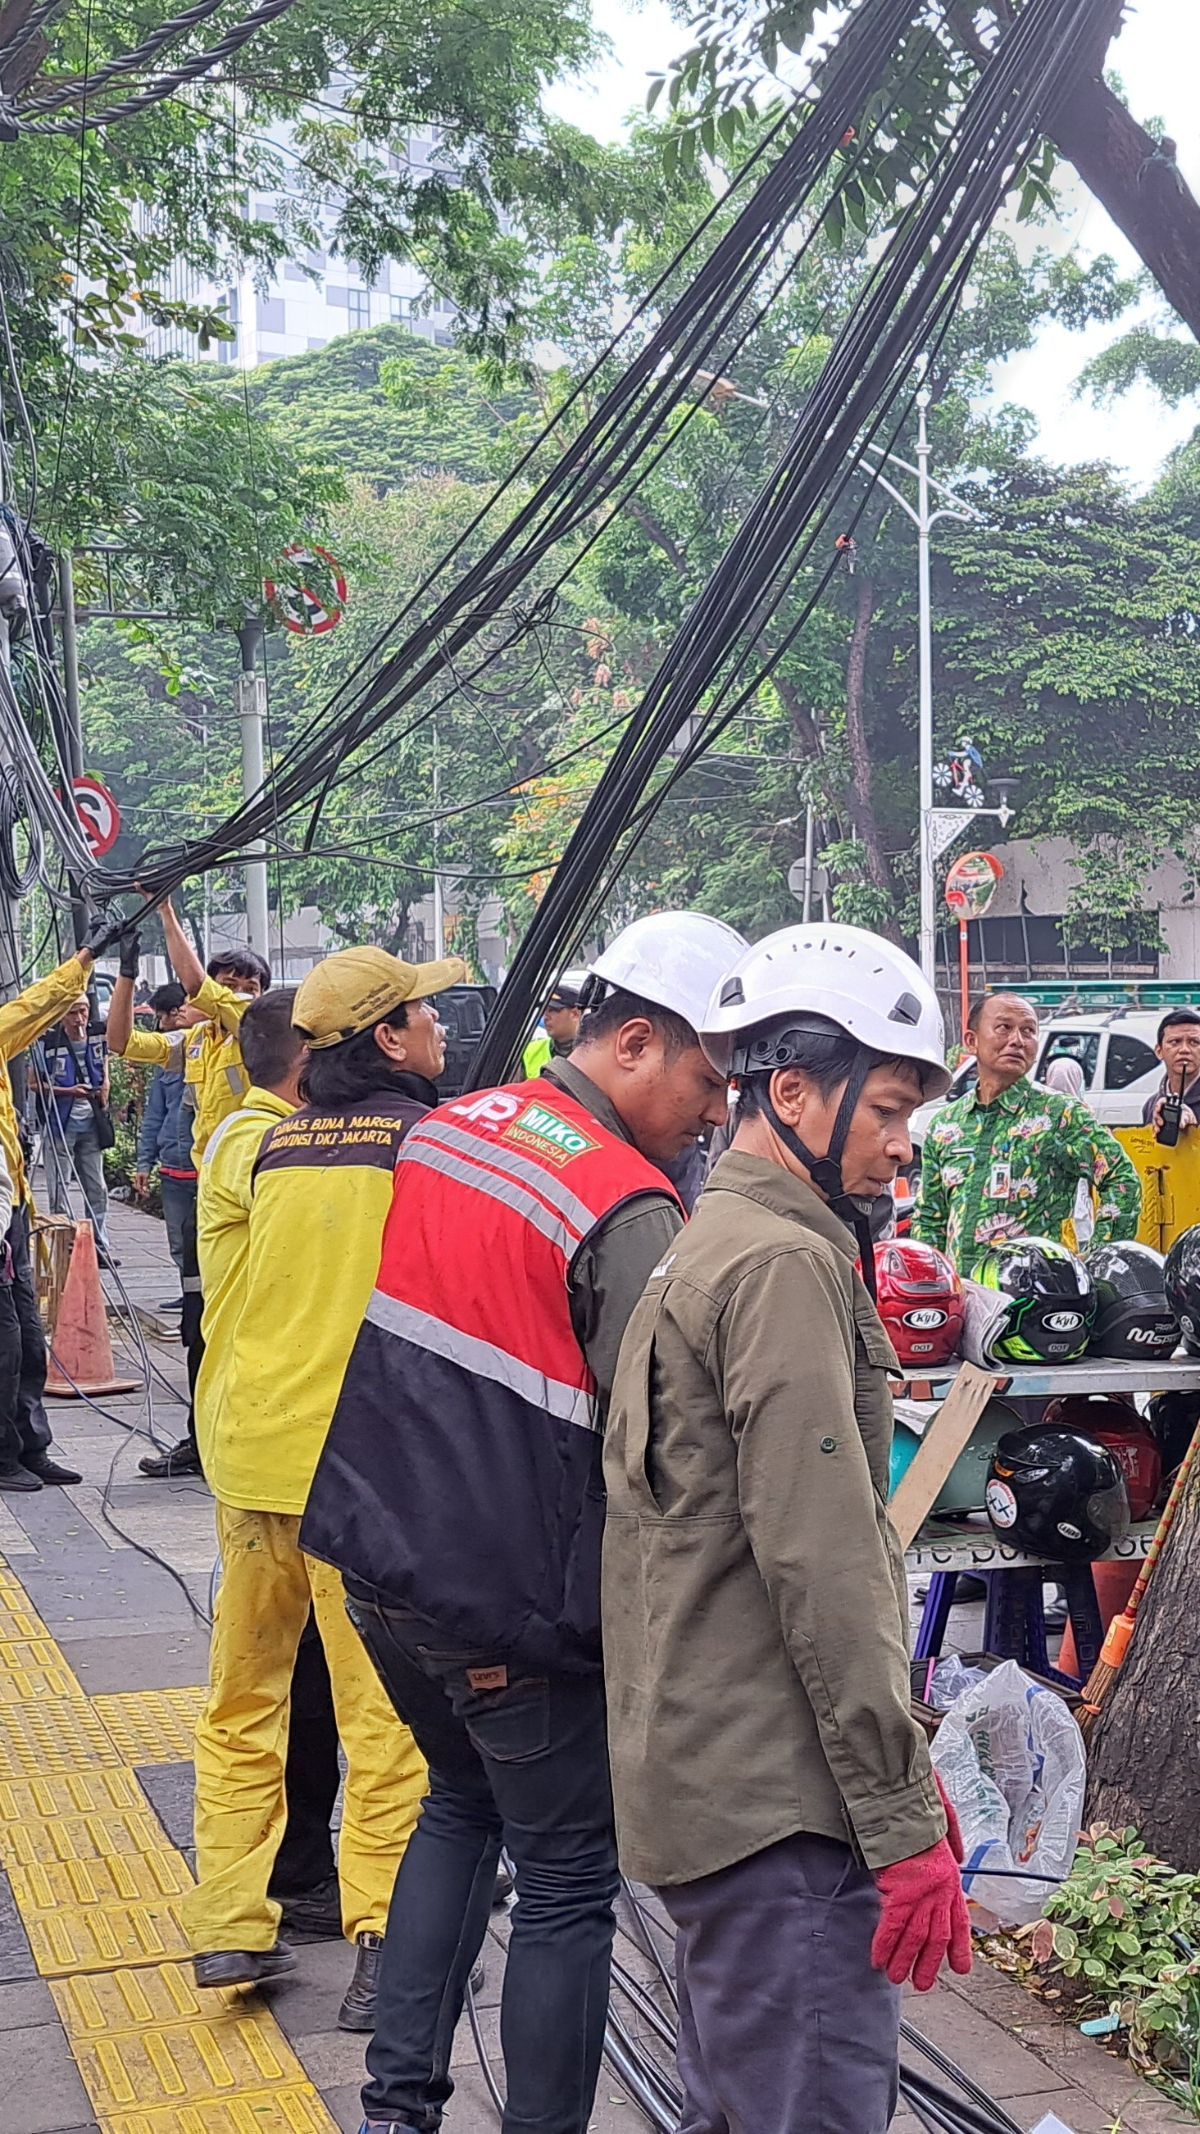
[{"x1": 301, "y1": 1077, "x2": 679, "y2": 1669}]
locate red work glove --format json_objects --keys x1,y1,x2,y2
[{"x1": 872, "y1": 1817, "x2": 972, "y2": 1993}]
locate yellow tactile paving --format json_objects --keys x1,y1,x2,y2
[
  {"x1": 22, "y1": 1894, "x2": 191, "y2": 1975},
  {"x1": 0, "y1": 1694, "x2": 123, "y2": 1777},
  {"x1": 92, "y1": 1686, "x2": 205, "y2": 1765},
  {"x1": 0, "y1": 1557, "x2": 340, "y2": 2129},
  {"x1": 68, "y1": 2000, "x2": 311, "y2": 2115},
  {"x1": 102, "y1": 2087, "x2": 339, "y2": 2132},
  {"x1": 9, "y1": 1844, "x2": 193, "y2": 1912},
  {"x1": 0, "y1": 1595, "x2": 50, "y2": 1642},
  {"x1": 0, "y1": 1804, "x2": 185, "y2": 1870},
  {"x1": 0, "y1": 1650, "x2": 83, "y2": 1701},
  {"x1": 0, "y1": 1766, "x2": 146, "y2": 1821}
]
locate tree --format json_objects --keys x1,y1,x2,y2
[
  {"x1": 1085, "y1": 1457, "x2": 1200, "y2": 1871},
  {"x1": 652, "y1": 0, "x2": 1200, "y2": 341}
]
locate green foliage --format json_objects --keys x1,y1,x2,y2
[
  {"x1": 1026, "y1": 1826, "x2": 1200, "y2": 2110},
  {"x1": 1079, "y1": 323, "x2": 1200, "y2": 409}
]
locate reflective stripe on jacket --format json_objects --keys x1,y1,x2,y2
[{"x1": 301, "y1": 1077, "x2": 682, "y2": 1670}]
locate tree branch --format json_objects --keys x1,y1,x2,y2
[
  {"x1": 1049, "y1": 72, "x2": 1200, "y2": 343},
  {"x1": 625, "y1": 498, "x2": 690, "y2": 579}
]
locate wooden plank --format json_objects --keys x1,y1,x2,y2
[{"x1": 888, "y1": 1362, "x2": 1002, "y2": 1547}]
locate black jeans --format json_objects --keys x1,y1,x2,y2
[
  {"x1": 180, "y1": 1191, "x2": 203, "y2": 1456},
  {"x1": 348, "y1": 1590, "x2": 619, "y2": 2134},
  {"x1": 269, "y1": 1611, "x2": 342, "y2": 1900},
  {"x1": 0, "y1": 1207, "x2": 50, "y2": 1470}
]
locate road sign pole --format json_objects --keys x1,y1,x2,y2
[
  {"x1": 959, "y1": 916, "x2": 970, "y2": 1044},
  {"x1": 236, "y1": 618, "x2": 270, "y2": 961},
  {"x1": 57, "y1": 553, "x2": 90, "y2": 950}
]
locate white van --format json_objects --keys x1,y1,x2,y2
[{"x1": 909, "y1": 1007, "x2": 1165, "y2": 1158}]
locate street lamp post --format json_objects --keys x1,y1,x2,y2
[{"x1": 862, "y1": 389, "x2": 986, "y2": 985}]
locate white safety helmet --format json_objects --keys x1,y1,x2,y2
[
  {"x1": 583, "y1": 912, "x2": 747, "y2": 1035},
  {"x1": 701, "y1": 923, "x2": 950, "y2": 1095}
]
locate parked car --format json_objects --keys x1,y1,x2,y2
[
  {"x1": 435, "y1": 982, "x2": 498, "y2": 1099},
  {"x1": 908, "y1": 1007, "x2": 1165, "y2": 1160}
]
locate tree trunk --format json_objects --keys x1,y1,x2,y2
[
  {"x1": 1085, "y1": 1457, "x2": 1200, "y2": 1866},
  {"x1": 843, "y1": 571, "x2": 902, "y2": 942},
  {"x1": 1050, "y1": 75, "x2": 1200, "y2": 344}
]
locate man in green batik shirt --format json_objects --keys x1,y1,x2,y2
[{"x1": 913, "y1": 993, "x2": 1140, "y2": 1269}]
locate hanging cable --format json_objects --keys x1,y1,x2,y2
[{"x1": 23, "y1": 0, "x2": 304, "y2": 134}]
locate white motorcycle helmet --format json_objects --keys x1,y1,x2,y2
[
  {"x1": 701, "y1": 924, "x2": 949, "y2": 1287},
  {"x1": 582, "y1": 912, "x2": 747, "y2": 1033}
]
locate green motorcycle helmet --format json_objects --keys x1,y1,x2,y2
[
  {"x1": 890, "y1": 1398, "x2": 1025, "y2": 1515},
  {"x1": 969, "y1": 1236, "x2": 1095, "y2": 1365}
]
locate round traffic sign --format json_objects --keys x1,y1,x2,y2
[
  {"x1": 265, "y1": 543, "x2": 348, "y2": 636},
  {"x1": 71, "y1": 776, "x2": 121, "y2": 859},
  {"x1": 944, "y1": 849, "x2": 1003, "y2": 919}
]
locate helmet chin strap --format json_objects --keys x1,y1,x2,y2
[{"x1": 760, "y1": 1052, "x2": 879, "y2": 1301}]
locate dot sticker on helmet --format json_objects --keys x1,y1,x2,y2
[{"x1": 986, "y1": 1478, "x2": 1017, "y2": 1528}]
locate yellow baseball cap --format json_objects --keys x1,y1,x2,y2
[{"x1": 294, "y1": 945, "x2": 468, "y2": 1050}]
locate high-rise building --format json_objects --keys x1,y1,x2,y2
[{"x1": 142, "y1": 118, "x2": 458, "y2": 366}]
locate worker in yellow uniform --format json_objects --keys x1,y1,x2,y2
[
  {"x1": 521, "y1": 976, "x2": 582, "y2": 1079},
  {"x1": 0, "y1": 923, "x2": 128, "y2": 1493},
  {"x1": 184, "y1": 942, "x2": 464, "y2": 2032},
  {"x1": 107, "y1": 905, "x2": 269, "y2": 1478}
]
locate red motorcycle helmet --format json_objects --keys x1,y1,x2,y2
[
  {"x1": 873, "y1": 1240, "x2": 964, "y2": 1369},
  {"x1": 1043, "y1": 1394, "x2": 1162, "y2": 1520}
]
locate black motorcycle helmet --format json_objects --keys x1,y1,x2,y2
[
  {"x1": 1164, "y1": 1226, "x2": 1200, "y2": 1357},
  {"x1": 969, "y1": 1237, "x2": 1095, "y2": 1364},
  {"x1": 1146, "y1": 1391, "x2": 1200, "y2": 1478},
  {"x1": 1088, "y1": 1241, "x2": 1178, "y2": 1360},
  {"x1": 986, "y1": 1427, "x2": 1130, "y2": 1562}
]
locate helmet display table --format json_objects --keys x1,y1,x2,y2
[{"x1": 897, "y1": 1355, "x2": 1200, "y2": 1683}]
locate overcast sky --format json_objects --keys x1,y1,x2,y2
[{"x1": 546, "y1": 0, "x2": 1200, "y2": 487}]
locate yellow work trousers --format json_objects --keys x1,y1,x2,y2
[{"x1": 183, "y1": 1505, "x2": 427, "y2": 1954}]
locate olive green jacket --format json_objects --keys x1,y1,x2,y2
[{"x1": 602, "y1": 1149, "x2": 945, "y2": 1886}]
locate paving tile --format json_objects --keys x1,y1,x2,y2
[
  {"x1": 93, "y1": 1685, "x2": 204, "y2": 1763},
  {"x1": 0, "y1": 1977, "x2": 57, "y2": 2026},
  {"x1": 136, "y1": 1761, "x2": 196, "y2": 1852},
  {"x1": 0, "y1": 1696, "x2": 121, "y2": 1780},
  {"x1": 0, "y1": 1863, "x2": 43, "y2": 1982},
  {"x1": 270, "y1": 1942, "x2": 357, "y2": 2046},
  {"x1": 100, "y1": 2085, "x2": 339, "y2": 2130},
  {"x1": 0, "y1": 2017, "x2": 95, "y2": 2132},
  {"x1": 314, "y1": 2085, "x2": 363, "y2": 2134},
  {"x1": 14, "y1": 1554, "x2": 198, "y2": 1627},
  {"x1": 286, "y1": 2029, "x2": 369, "y2": 2092},
  {"x1": 59, "y1": 1627, "x2": 210, "y2": 1693},
  {"x1": 904, "y1": 1990, "x2": 1067, "y2": 2099}
]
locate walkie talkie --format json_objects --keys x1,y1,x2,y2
[{"x1": 1157, "y1": 1067, "x2": 1188, "y2": 1148}]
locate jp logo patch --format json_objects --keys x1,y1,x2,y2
[{"x1": 502, "y1": 1102, "x2": 601, "y2": 1168}]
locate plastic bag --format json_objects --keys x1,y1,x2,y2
[
  {"x1": 929, "y1": 1658, "x2": 1086, "y2": 1924},
  {"x1": 929, "y1": 1654, "x2": 987, "y2": 1710}
]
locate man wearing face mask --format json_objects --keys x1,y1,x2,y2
[
  {"x1": 184, "y1": 944, "x2": 464, "y2": 2030},
  {"x1": 300, "y1": 910, "x2": 743, "y2": 2134},
  {"x1": 602, "y1": 925, "x2": 971, "y2": 2134}
]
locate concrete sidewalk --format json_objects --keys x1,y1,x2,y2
[{"x1": 0, "y1": 1195, "x2": 1189, "y2": 2134}]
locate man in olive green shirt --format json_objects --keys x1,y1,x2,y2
[{"x1": 604, "y1": 923, "x2": 971, "y2": 2134}]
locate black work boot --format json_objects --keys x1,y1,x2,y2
[
  {"x1": 338, "y1": 1932, "x2": 383, "y2": 2031},
  {"x1": 139, "y1": 1437, "x2": 204, "y2": 1479},
  {"x1": 23, "y1": 1455, "x2": 82, "y2": 1485},
  {"x1": 193, "y1": 1945, "x2": 297, "y2": 1989},
  {"x1": 0, "y1": 1465, "x2": 41, "y2": 1492},
  {"x1": 276, "y1": 1875, "x2": 342, "y2": 1942}
]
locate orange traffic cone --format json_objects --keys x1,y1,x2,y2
[{"x1": 44, "y1": 1224, "x2": 140, "y2": 1399}]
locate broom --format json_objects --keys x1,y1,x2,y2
[{"x1": 1078, "y1": 1413, "x2": 1200, "y2": 1744}]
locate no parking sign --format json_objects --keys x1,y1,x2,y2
[
  {"x1": 264, "y1": 543, "x2": 348, "y2": 636},
  {"x1": 70, "y1": 776, "x2": 121, "y2": 858}
]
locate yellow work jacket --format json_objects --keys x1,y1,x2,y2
[
  {"x1": 0, "y1": 955, "x2": 89, "y2": 1208},
  {"x1": 119, "y1": 975, "x2": 250, "y2": 1160},
  {"x1": 193, "y1": 1086, "x2": 294, "y2": 1476},
  {"x1": 205, "y1": 1085, "x2": 430, "y2": 1516}
]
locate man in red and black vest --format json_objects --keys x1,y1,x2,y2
[{"x1": 301, "y1": 910, "x2": 744, "y2": 2134}]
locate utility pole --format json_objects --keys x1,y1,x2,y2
[
  {"x1": 236, "y1": 617, "x2": 270, "y2": 960},
  {"x1": 56, "y1": 553, "x2": 89, "y2": 951},
  {"x1": 431, "y1": 716, "x2": 445, "y2": 959}
]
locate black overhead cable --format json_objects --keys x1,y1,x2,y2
[
  {"x1": 20, "y1": 0, "x2": 240, "y2": 111},
  {"x1": 22, "y1": 0, "x2": 304, "y2": 133},
  {"x1": 73, "y1": 0, "x2": 917, "y2": 913},
  {"x1": 463, "y1": 0, "x2": 1120, "y2": 1087}
]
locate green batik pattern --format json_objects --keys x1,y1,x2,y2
[{"x1": 912, "y1": 1076, "x2": 1141, "y2": 1269}]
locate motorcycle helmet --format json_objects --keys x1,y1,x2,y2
[
  {"x1": 969, "y1": 1237, "x2": 1095, "y2": 1364},
  {"x1": 891, "y1": 1397, "x2": 1024, "y2": 1514},
  {"x1": 986, "y1": 1426, "x2": 1130, "y2": 1561},
  {"x1": 1043, "y1": 1394, "x2": 1162, "y2": 1519},
  {"x1": 1147, "y1": 1391, "x2": 1200, "y2": 1478},
  {"x1": 874, "y1": 1240, "x2": 964, "y2": 1369},
  {"x1": 1087, "y1": 1241, "x2": 1177, "y2": 1360},
  {"x1": 1164, "y1": 1226, "x2": 1200, "y2": 1356}
]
